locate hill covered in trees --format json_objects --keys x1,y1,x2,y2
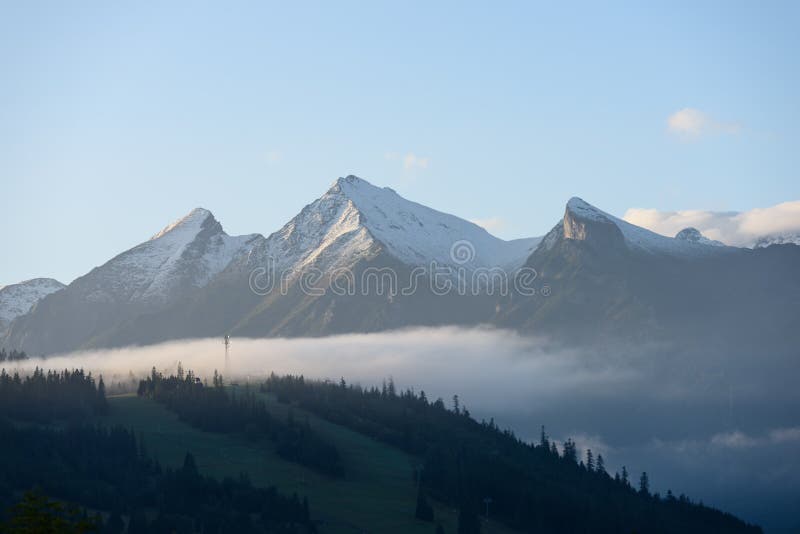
[
  {"x1": 263, "y1": 374, "x2": 762, "y2": 534},
  {"x1": 0, "y1": 367, "x2": 315, "y2": 534},
  {"x1": 0, "y1": 365, "x2": 762, "y2": 533},
  {"x1": 0, "y1": 367, "x2": 107, "y2": 422}
]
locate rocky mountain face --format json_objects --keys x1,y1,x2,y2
[
  {"x1": 3, "y1": 179, "x2": 799, "y2": 354},
  {"x1": 498, "y1": 198, "x2": 800, "y2": 349}
]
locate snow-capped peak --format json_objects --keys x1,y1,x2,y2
[
  {"x1": 566, "y1": 197, "x2": 610, "y2": 222},
  {"x1": 332, "y1": 174, "x2": 378, "y2": 190},
  {"x1": 326, "y1": 175, "x2": 539, "y2": 269},
  {"x1": 151, "y1": 207, "x2": 214, "y2": 241},
  {"x1": 258, "y1": 175, "x2": 541, "y2": 274}
]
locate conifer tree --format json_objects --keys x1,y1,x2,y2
[
  {"x1": 639, "y1": 471, "x2": 650, "y2": 496},
  {"x1": 540, "y1": 425, "x2": 549, "y2": 449}
]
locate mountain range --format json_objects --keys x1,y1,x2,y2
[{"x1": 3, "y1": 175, "x2": 799, "y2": 355}]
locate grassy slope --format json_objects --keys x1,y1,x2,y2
[{"x1": 101, "y1": 393, "x2": 517, "y2": 534}]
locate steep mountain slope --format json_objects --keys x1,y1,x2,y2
[
  {"x1": 64, "y1": 207, "x2": 261, "y2": 305},
  {"x1": 3, "y1": 177, "x2": 542, "y2": 353},
  {"x1": 0, "y1": 278, "x2": 65, "y2": 335},
  {"x1": 210, "y1": 177, "x2": 541, "y2": 337},
  {"x1": 251, "y1": 175, "x2": 539, "y2": 276},
  {"x1": 5, "y1": 184, "x2": 798, "y2": 354},
  {"x1": 100, "y1": 177, "x2": 538, "y2": 344},
  {"x1": 325, "y1": 176, "x2": 539, "y2": 270},
  {"x1": 498, "y1": 197, "x2": 800, "y2": 348},
  {"x1": 3, "y1": 209, "x2": 261, "y2": 354}
]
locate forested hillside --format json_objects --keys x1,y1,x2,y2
[
  {"x1": 0, "y1": 368, "x2": 314, "y2": 533},
  {"x1": 263, "y1": 374, "x2": 763, "y2": 534},
  {"x1": 0, "y1": 366, "x2": 763, "y2": 533},
  {"x1": 137, "y1": 368, "x2": 344, "y2": 477}
]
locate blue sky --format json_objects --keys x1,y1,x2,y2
[{"x1": 1, "y1": 1, "x2": 798, "y2": 284}]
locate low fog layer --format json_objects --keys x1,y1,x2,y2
[{"x1": 7, "y1": 327, "x2": 798, "y2": 531}]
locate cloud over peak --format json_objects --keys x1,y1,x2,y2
[{"x1": 623, "y1": 200, "x2": 800, "y2": 247}]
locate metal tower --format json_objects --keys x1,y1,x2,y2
[{"x1": 223, "y1": 335, "x2": 231, "y2": 377}]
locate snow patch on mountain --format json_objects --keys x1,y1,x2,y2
[
  {"x1": 150, "y1": 207, "x2": 212, "y2": 241},
  {"x1": 0, "y1": 278, "x2": 65, "y2": 330},
  {"x1": 77, "y1": 208, "x2": 261, "y2": 304}
]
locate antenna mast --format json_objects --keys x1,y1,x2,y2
[{"x1": 224, "y1": 335, "x2": 231, "y2": 378}]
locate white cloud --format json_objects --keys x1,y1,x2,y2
[
  {"x1": 622, "y1": 200, "x2": 800, "y2": 247},
  {"x1": 385, "y1": 151, "x2": 430, "y2": 170},
  {"x1": 736, "y1": 201, "x2": 800, "y2": 238},
  {"x1": 403, "y1": 152, "x2": 429, "y2": 170},
  {"x1": 666, "y1": 108, "x2": 741, "y2": 137},
  {"x1": 469, "y1": 217, "x2": 507, "y2": 234}
]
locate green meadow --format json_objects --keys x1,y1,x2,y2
[{"x1": 99, "y1": 393, "x2": 516, "y2": 534}]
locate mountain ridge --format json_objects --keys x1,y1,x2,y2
[
  {"x1": 563, "y1": 197, "x2": 739, "y2": 257},
  {"x1": 3, "y1": 176, "x2": 799, "y2": 354}
]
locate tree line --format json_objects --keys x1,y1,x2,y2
[
  {"x1": 0, "y1": 349, "x2": 27, "y2": 362},
  {"x1": 137, "y1": 367, "x2": 344, "y2": 477},
  {"x1": 0, "y1": 367, "x2": 107, "y2": 422},
  {"x1": 262, "y1": 374, "x2": 762, "y2": 534}
]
